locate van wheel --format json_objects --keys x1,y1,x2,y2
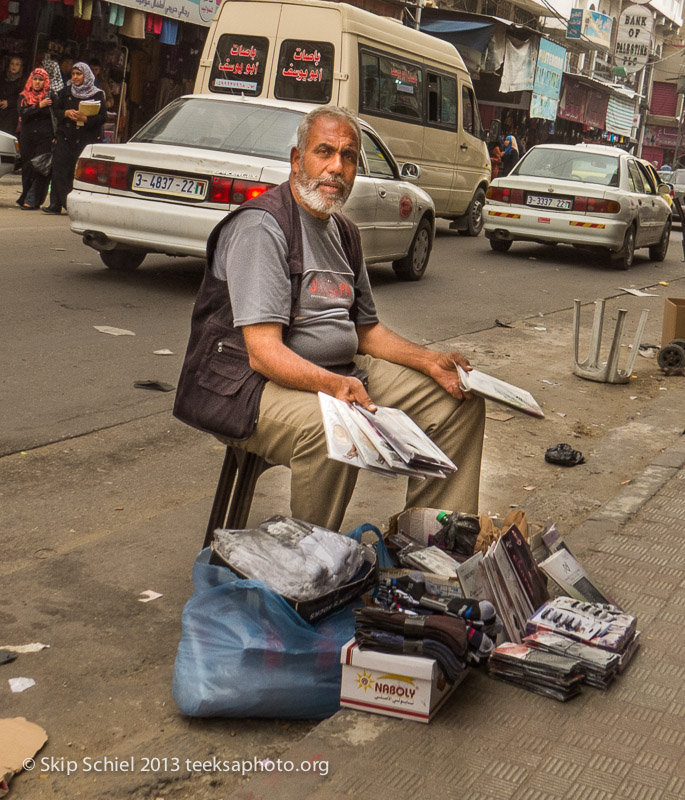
[
  {"x1": 393, "y1": 217, "x2": 433, "y2": 281},
  {"x1": 490, "y1": 238, "x2": 512, "y2": 252},
  {"x1": 649, "y1": 218, "x2": 671, "y2": 262},
  {"x1": 465, "y1": 188, "x2": 486, "y2": 236},
  {"x1": 100, "y1": 250, "x2": 146, "y2": 271}
]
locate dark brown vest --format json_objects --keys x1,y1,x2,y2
[{"x1": 173, "y1": 181, "x2": 365, "y2": 440}]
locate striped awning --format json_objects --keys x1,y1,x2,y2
[{"x1": 605, "y1": 95, "x2": 635, "y2": 138}]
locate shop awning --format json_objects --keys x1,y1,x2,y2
[{"x1": 420, "y1": 19, "x2": 496, "y2": 54}]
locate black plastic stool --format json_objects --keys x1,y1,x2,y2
[{"x1": 203, "y1": 447, "x2": 274, "y2": 548}]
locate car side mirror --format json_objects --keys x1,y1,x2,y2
[
  {"x1": 658, "y1": 182, "x2": 672, "y2": 195},
  {"x1": 400, "y1": 162, "x2": 420, "y2": 180}
]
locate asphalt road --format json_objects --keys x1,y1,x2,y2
[{"x1": 1, "y1": 208, "x2": 684, "y2": 456}]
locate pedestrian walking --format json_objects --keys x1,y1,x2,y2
[
  {"x1": 0, "y1": 56, "x2": 24, "y2": 137},
  {"x1": 488, "y1": 141, "x2": 502, "y2": 180},
  {"x1": 500, "y1": 134, "x2": 520, "y2": 176},
  {"x1": 16, "y1": 68, "x2": 54, "y2": 211},
  {"x1": 43, "y1": 62, "x2": 107, "y2": 215}
]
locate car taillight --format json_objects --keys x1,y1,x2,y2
[
  {"x1": 573, "y1": 196, "x2": 621, "y2": 213},
  {"x1": 75, "y1": 158, "x2": 129, "y2": 190},
  {"x1": 208, "y1": 177, "x2": 274, "y2": 205},
  {"x1": 485, "y1": 186, "x2": 524, "y2": 204}
]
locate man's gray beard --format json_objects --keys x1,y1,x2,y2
[{"x1": 294, "y1": 168, "x2": 352, "y2": 215}]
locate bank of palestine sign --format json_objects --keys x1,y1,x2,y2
[
  {"x1": 118, "y1": 0, "x2": 220, "y2": 26},
  {"x1": 530, "y1": 39, "x2": 566, "y2": 120},
  {"x1": 614, "y1": 5, "x2": 654, "y2": 73}
]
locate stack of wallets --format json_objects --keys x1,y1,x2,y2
[
  {"x1": 523, "y1": 631, "x2": 620, "y2": 689},
  {"x1": 488, "y1": 642, "x2": 584, "y2": 702}
]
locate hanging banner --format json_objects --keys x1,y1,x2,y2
[
  {"x1": 530, "y1": 39, "x2": 566, "y2": 120},
  {"x1": 605, "y1": 95, "x2": 636, "y2": 137},
  {"x1": 584, "y1": 87, "x2": 609, "y2": 129},
  {"x1": 614, "y1": 5, "x2": 654, "y2": 73},
  {"x1": 499, "y1": 38, "x2": 538, "y2": 94},
  {"x1": 111, "y1": 0, "x2": 220, "y2": 27},
  {"x1": 557, "y1": 76, "x2": 587, "y2": 123}
]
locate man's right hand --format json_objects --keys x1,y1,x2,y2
[{"x1": 332, "y1": 376, "x2": 377, "y2": 412}]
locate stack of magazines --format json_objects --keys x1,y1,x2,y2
[
  {"x1": 523, "y1": 631, "x2": 620, "y2": 689},
  {"x1": 525, "y1": 596, "x2": 639, "y2": 672},
  {"x1": 488, "y1": 642, "x2": 584, "y2": 701},
  {"x1": 318, "y1": 393, "x2": 457, "y2": 479}
]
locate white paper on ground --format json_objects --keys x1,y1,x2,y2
[
  {"x1": 93, "y1": 326, "x2": 136, "y2": 336},
  {"x1": 0, "y1": 643, "x2": 50, "y2": 653},
  {"x1": 138, "y1": 590, "x2": 163, "y2": 603},
  {"x1": 8, "y1": 678, "x2": 35, "y2": 693},
  {"x1": 619, "y1": 287, "x2": 658, "y2": 297}
]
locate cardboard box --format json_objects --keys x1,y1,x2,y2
[
  {"x1": 662, "y1": 297, "x2": 685, "y2": 347},
  {"x1": 339, "y1": 638, "x2": 461, "y2": 723}
]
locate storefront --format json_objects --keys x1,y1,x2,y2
[
  {"x1": 642, "y1": 124, "x2": 678, "y2": 169},
  {"x1": 0, "y1": 0, "x2": 220, "y2": 141}
]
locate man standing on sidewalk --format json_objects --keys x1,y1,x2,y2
[{"x1": 175, "y1": 105, "x2": 485, "y2": 530}]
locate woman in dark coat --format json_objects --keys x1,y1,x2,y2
[
  {"x1": 0, "y1": 56, "x2": 24, "y2": 136},
  {"x1": 43, "y1": 62, "x2": 106, "y2": 215},
  {"x1": 17, "y1": 68, "x2": 54, "y2": 210},
  {"x1": 500, "y1": 134, "x2": 520, "y2": 177}
]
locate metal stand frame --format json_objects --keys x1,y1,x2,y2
[
  {"x1": 572, "y1": 298, "x2": 649, "y2": 384},
  {"x1": 203, "y1": 448, "x2": 273, "y2": 548}
]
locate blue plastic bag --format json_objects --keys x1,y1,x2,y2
[{"x1": 172, "y1": 548, "x2": 359, "y2": 718}]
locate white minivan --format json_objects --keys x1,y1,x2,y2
[{"x1": 194, "y1": 0, "x2": 491, "y2": 234}]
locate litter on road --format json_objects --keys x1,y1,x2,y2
[
  {"x1": 93, "y1": 326, "x2": 136, "y2": 336},
  {"x1": 8, "y1": 678, "x2": 35, "y2": 693}
]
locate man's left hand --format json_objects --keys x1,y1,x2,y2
[{"x1": 428, "y1": 351, "x2": 473, "y2": 400}]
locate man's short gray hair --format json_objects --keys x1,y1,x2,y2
[{"x1": 296, "y1": 106, "x2": 361, "y2": 154}]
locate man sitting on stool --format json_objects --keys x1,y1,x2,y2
[{"x1": 175, "y1": 105, "x2": 485, "y2": 531}]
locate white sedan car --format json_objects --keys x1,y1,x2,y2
[
  {"x1": 0, "y1": 131, "x2": 19, "y2": 178},
  {"x1": 484, "y1": 143, "x2": 672, "y2": 269},
  {"x1": 68, "y1": 95, "x2": 435, "y2": 280}
]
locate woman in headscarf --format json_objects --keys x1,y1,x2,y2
[
  {"x1": 500, "y1": 134, "x2": 520, "y2": 177},
  {"x1": 16, "y1": 68, "x2": 54, "y2": 210},
  {"x1": 43, "y1": 62, "x2": 107, "y2": 215},
  {"x1": 0, "y1": 56, "x2": 24, "y2": 136}
]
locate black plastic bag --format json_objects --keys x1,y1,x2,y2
[
  {"x1": 29, "y1": 152, "x2": 53, "y2": 177},
  {"x1": 545, "y1": 443, "x2": 584, "y2": 467}
]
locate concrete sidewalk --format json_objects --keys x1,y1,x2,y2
[{"x1": 229, "y1": 434, "x2": 685, "y2": 800}]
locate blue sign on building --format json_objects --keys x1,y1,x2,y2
[{"x1": 531, "y1": 39, "x2": 566, "y2": 120}]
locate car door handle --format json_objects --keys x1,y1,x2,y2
[
  {"x1": 460, "y1": 144, "x2": 468, "y2": 150},
  {"x1": 378, "y1": 189, "x2": 387, "y2": 198}
]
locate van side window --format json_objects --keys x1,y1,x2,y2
[
  {"x1": 209, "y1": 35, "x2": 269, "y2": 96},
  {"x1": 360, "y1": 49, "x2": 423, "y2": 122},
  {"x1": 361, "y1": 130, "x2": 396, "y2": 178},
  {"x1": 461, "y1": 85, "x2": 481, "y2": 138},
  {"x1": 427, "y1": 72, "x2": 457, "y2": 128},
  {"x1": 274, "y1": 40, "x2": 335, "y2": 104}
]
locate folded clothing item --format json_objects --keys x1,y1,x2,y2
[
  {"x1": 356, "y1": 607, "x2": 468, "y2": 659},
  {"x1": 355, "y1": 628, "x2": 464, "y2": 684},
  {"x1": 213, "y1": 523, "x2": 363, "y2": 601}
]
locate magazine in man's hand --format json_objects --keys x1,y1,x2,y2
[
  {"x1": 457, "y1": 365, "x2": 544, "y2": 418},
  {"x1": 318, "y1": 393, "x2": 458, "y2": 479}
]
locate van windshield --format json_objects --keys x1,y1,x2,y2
[
  {"x1": 516, "y1": 148, "x2": 620, "y2": 187},
  {"x1": 131, "y1": 99, "x2": 302, "y2": 161}
]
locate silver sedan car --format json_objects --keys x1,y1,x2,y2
[
  {"x1": 67, "y1": 96, "x2": 435, "y2": 280},
  {"x1": 0, "y1": 130, "x2": 19, "y2": 178},
  {"x1": 484, "y1": 143, "x2": 672, "y2": 269}
]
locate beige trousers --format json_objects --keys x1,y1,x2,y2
[{"x1": 233, "y1": 354, "x2": 485, "y2": 531}]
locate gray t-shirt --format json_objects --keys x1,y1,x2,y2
[{"x1": 213, "y1": 207, "x2": 378, "y2": 368}]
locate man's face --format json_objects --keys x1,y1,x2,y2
[{"x1": 290, "y1": 116, "x2": 358, "y2": 218}]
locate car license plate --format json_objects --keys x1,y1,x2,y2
[
  {"x1": 526, "y1": 194, "x2": 571, "y2": 210},
  {"x1": 132, "y1": 171, "x2": 208, "y2": 199}
]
